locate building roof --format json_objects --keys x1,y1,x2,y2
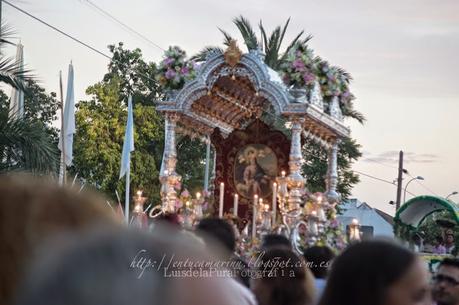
[{"x1": 375, "y1": 208, "x2": 394, "y2": 225}]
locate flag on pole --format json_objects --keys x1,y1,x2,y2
[
  {"x1": 58, "y1": 63, "x2": 75, "y2": 166},
  {"x1": 119, "y1": 95, "x2": 134, "y2": 224},
  {"x1": 119, "y1": 96, "x2": 134, "y2": 179},
  {"x1": 9, "y1": 42, "x2": 24, "y2": 120}
]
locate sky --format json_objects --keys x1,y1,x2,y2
[{"x1": 3, "y1": 0, "x2": 459, "y2": 215}]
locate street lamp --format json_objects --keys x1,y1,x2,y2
[
  {"x1": 403, "y1": 176, "x2": 424, "y2": 203},
  {"x1": 446, "y1": 191, "x2": 458, "y2": 200}
]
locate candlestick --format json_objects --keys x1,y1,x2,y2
[
  {"x1": 233, "y1": 194, "x2": 239, "y2": 217},
  {"x1": 272, "y1": 182, "x2": 277, "y2": 225},
  {"x1": 252, "y1": 194, "x2": 258, "y2": 239},
  {"x1": 219, "y1": 182, "x2": 224, "y2": 218}
]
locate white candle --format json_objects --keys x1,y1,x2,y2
[
  {"x1": 219, "y1": 182, "x2": 224, "y2": 218},
  {"x1": 272, "y1": 182, "x2": 277, "y2": 224},
  {"x1": 233, "y1": 194, "x2": 239, "y2": 217},
  {"x1": 252, "y1": 194, "x2": 258, "y2": 239}
]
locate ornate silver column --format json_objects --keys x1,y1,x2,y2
[
  {"x1": 160, "y1": 113, "x2": 181, "y2": 213},
  {"x1": 287, "y1": 117, "x2": 306, "y2": 212},
  {"x1": 325, "y1": 140, "x2": 341, "y2": 204}
]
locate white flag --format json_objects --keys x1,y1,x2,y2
[
  {"x1": 9, "y1": 43, "x2": 24, "y2": 120},
  {"x1": 58, "y1": 63, "x2": 75, "y2": 166},
  {"x1": 119, "y1": 95, "x2": 135, "y2": 179}
]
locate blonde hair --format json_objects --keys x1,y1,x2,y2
[{"x1": 0, "y1": 174, "x2": 119, "y2": 305}]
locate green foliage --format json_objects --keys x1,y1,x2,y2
[
  {"x1": 0, "y1": 79, "x2": 60, "y2": 174},
  {"x1": 302, "y1": 138, "x2": 361, "y2": 201},
  {"x1": 105, "y1": 42, "x2": 161, "y2": 104},
  {"x1": 72, "y1": 77, "x2": 163, "y2": 204}
]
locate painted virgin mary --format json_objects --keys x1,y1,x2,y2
[{"x1": 235, "y1": 146, "x2": 275, "y2": 198}]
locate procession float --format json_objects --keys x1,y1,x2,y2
[{"x1": 145, "y1": 18, "x2": 363, "y2": 255}]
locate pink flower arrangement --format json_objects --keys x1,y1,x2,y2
[
  {"x1": 156, "y1": 46, "x2": 196, "y2": 91},
  {"x1": 279, "y1": 44, "x2": 317, "y2": 89}
]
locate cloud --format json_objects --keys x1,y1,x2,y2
[{"x1": 362, "y1": 151, "x2": 440, "y2": 165}]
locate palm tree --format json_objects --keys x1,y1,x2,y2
[
  {"x1": 0, "y1": 23, "x2": 58, "y2": 174},
  {"x1": 0, "y1": 113, "x2": 58, "y2": 173}
]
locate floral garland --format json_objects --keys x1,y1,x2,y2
[
  {"x1": 279, "y1": 44, "x2": 317, "y2": 90},
  {"x1": 155, "y1": 46, "x2": 197, "y2": 91}
]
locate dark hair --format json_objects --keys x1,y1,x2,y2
[
  {"x1": 261, "y1": 234, "x2": 292, "y2": 251},
  {"x1": 318, "y1": 239, "x2": 416, "y2": 305},
  {"x1": 253, "y1": 248, "x2": 314, "y2": 305},
  {"x1": 196, "y1": 218, "x2": 236, "y2": 253},
  {"x1": 439, "y1": 258, "x2": 459, "y2": 269},
  {"x1": 303, "y1": 246, "x2": 335, "y2": 279},
  {"x1": 230, "y1": 256, "x2": 251, "y2": 288}
]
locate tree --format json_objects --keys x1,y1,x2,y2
[
  {"x1": 72, "y1": 77, "x2": 163, "y2": 203},
  {"x1": 0, "y1": 79, "x2": 59, "y2": 174},
  {"x1": 0, "y1": 24, "x2": 57, "y2": 174}
]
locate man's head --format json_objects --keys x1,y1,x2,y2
[
  {"x1": 432, "y1": 258, "x2": 459, "y2": 305},
  {"x1": 260, "y1": 234, "x2": 292, "y2": 251},
  {"x1": 303, "y1": 245, "x2": 335, "y2": 279},
  {"x1": 196, "y1": 218, "x2": 236, "y2": 255}
]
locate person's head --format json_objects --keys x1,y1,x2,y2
[
  {"x1": 0, "y1": 174, "x2": 118, "y2": 305},
  {"x1": 436, "y1": 236, "x2": 445, "y2": 246},
  {"x1": 303, "y1": 246, "x2": 335, "y2": 279},
  {"x1": 432, "y1": 258, "x2": 459, "y2": 305},
  {"x1": 196, "y1": 218, "x2": 236, "y2": 256},
  {"x1": 319, "y1": 239, "x2": 430, "y2": 305},
  {"x1": 261, "y1": 234, "x2": 292, "y2": 251},
  {"x1": 446, "y1": 234, "x2": 455, "y2": 245},
  {"x1": 252, "y1": 248, "x2": 315, "y2": 305},
  {"x1": 15, "y1": 226, "x2": 249, "y2": 305}
]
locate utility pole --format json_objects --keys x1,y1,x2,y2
[{"x1": 395, "y1": 150, "x2": 404, "y2": 211}]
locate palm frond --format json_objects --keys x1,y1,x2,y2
[
  {"x1": 190, "y1": 46, "x2": 224, "y2": 62},
  {"x1": 259, "y1": 20, "x2": 269, "y2": 53},
  {"x1": 0, "y1": 114, "x2": 59, "y2": 173},
  {"x1": 0, "y1": 57, "x2": 34, "y2": 92},
  {"x1": 0, "y1": 23, "x2": 16, "y2": 47},
  {"x1": 265, "y1": 26, "x2": 281, "y2": 69},
  {"x1": 278, "y1": 30, "x2": 305, "y2": 65},
  {"x1": 233, "y1": 15, "x2": 259, "y2": 50},
  {"x1": 218, "y1": 28, "x2": 234, "y2": 47},
  {"x1": 278, "y1": 18, "x2": 291, "y2": 51},
  {"x1": 342, "y1": 104, "x2": 365, "y2": 124},
  {"x1": 336, "y1": 66, "x2": 353, "y2": 82}
]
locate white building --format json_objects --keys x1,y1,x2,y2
[{"x1": 337, "y1": 198, "x2": 394, "y2": 239}]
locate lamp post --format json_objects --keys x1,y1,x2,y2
[
  {"x1": 446, "y1": 191, "x2": 458, "y2": 200},
  {"x1": 403, "y1": 176, "x2": 424, "y2": 204}
]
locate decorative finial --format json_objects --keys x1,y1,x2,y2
[{"x1": 224, "y1": 39, "x2": 242, "y2": 68}]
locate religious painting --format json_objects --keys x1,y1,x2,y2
[{"x1": 234, "y1": 144, "x2": 278, "y2": 199}]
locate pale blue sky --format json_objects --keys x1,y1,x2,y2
[{"x1": 4, "y1": 0, "x2": 459, "y2": 214}]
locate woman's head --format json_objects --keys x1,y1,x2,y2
[
  {"x1": 0, "y1": 174, "x2": 119, "y2": 305},
  {"x1": 252, "y1": 248, "x2": 315, "y2": 305},
  {"x1": 319, "y1": 239, "x2": 430, "y2": 305}
]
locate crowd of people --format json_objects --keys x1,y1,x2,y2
[{"x1": 0, "y1": 174, "x2": 458, "y2": 305}]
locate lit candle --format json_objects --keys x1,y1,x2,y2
[
  {"x1": 252, "y1": 194, "x2": 258, "y2": 239},
  {"x1": 233, "y1": 194, "x2": 239, "y2": 217},
  {"x1": 263, "y1": 204, "x2": 269, "y2": 212},
  {"x1": 196, "y1": 192, "x2": 201, "y2": 200},
  {"x1": 281, "y1": 170, "x2": 286, "y2": 177},
  {"x1": 272, "y1": 182, "x2": 277, "y2": 224},
  {"x1": 219, "y1": 182, "x2": 224, "y2": 218}
]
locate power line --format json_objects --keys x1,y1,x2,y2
[
  {"x1": 354, "y1": 170, "x2": 416, "y2": 196},
  {"x1": 3, "y1": 0, "x2": 111, "y2": 59},
  {"x1": 3, "y1": 1, "x2": 162, "y2": 88},
  {"x1": 404, "y1": 172, "x2": 438, "y2": 196},
  {"x1": 77, "y1": 0, "x2": 165, "y2": 52}
]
